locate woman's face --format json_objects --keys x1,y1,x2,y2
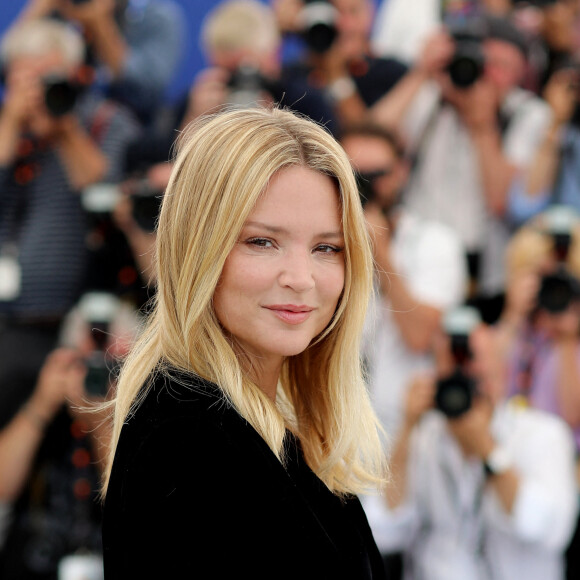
[{"x1": 213, "y1": 165, "x2": 345, "y2": 372}]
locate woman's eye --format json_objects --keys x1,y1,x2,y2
[
  {"x1": 314, "y1": 244, "x2": 343, "y2": 255},
  {"x1": 247, "y1": 238, "x2": 273, "y2": 249}
]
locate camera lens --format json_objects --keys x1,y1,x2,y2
[
  {"x1": 538, "y1": 271, "x2": 579, "y2": 313},
  {"x1": 300, "y1": 1, "x2": 338, "y2": 54},
  {"x1": 435, "y1": 370, "x2": 476, "y2": 418},
  {"x1": 43, "y1": 76, "x2": 80, "y2": 117},
  {"x1": 448, "y1": 43, "x2": 485, "y2": 88}
]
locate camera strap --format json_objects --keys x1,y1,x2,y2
[
  {"x1": 437, "y1": 442, "x2": 488, "y2": 559},
  {"x1": 513, "y1": 324, "x2": 545, "y2": 404}
]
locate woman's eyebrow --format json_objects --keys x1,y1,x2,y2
[{"x1": 244, "y1": 221, "x2": 343, "y2": 240}]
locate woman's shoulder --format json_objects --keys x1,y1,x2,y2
[{"x1": 134, "y1": 366, "x2": 226, "y2": 421}]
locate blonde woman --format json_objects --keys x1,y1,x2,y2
[{"x1": 102, "y1": 107, "x2": 388, "y2": 579}]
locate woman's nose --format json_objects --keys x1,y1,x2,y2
[{"x1": 278, "y1": 249, "x2": 316, "y2": 293}]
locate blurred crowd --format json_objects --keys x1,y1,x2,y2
[{"x1": 1, "y1": 0, "x2": 580, "y2": 579}]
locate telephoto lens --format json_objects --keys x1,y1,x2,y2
[
  {"x1": 537, "y1": 205, "x2": 580, "y2": 313},
  {"x1": 447, "y1": 20, "x2": 486, "y2": 89},
  {"x1": 435, "y1": 306, "x2": 482, "y2": 417},
  {"x1": 299, "y1": 0, "x2": 338, "y2": 54},
  {"x1": 129, "y1": 179, "x2": 164, "y2": 233},
  {"x1": 227, "y1": 64, "x2": 273, "y2": 108},
  {"x1": 43, "y1": 74, "x2": 82, "y2": 117}
]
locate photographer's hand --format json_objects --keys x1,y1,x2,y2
[
  {"x1": 0, "y1": 63, "x2": 43, "y2": 165},
  {"x1": 370, "y1": 30, "x2": 453, "y2": 130},
  {"x1": 525, "y1": 69, "x2": 576, "y2": 198},
  {"x1": 0, "y1": 348, "x2": 86, "y2": 502},
  {"x1": 385, "y1": 375, "x2": 435, "y2": 509},
  {"x1": 272, "y1": 0, "x2": 303, "y2": 34},
  {"x1": 53, "y1": 113, "x2": 108, "y2": 190},
  {"x1": 449, "y1": 80, "x2": 517, "y2": 217},
  {"x1": 181, "y1": 68, "x2": 230, "y2": 128},
  {"x1": 17, "y1": 0, "x2": 60, "y2": 20},
  {"x1": 448, "y1": 396, "x2": 521, "y2": 513},
  {"x1": 60, "y1": 0, "x2": 128, "y2": 79},
  {"x1": 417, "y1": 30, "x2": 455, "y2": 81},
  {"x1": 544, "y1": 69, "x2": 577, "y2": 126},
  {"x1": 447, "y1": 396, "x2": 495, "y2": 459}
]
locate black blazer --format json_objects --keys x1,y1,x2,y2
[{"x1": 103, "y1": 370, "x2": 386, "y2": 579}]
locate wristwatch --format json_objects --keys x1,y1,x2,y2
[{"x1": 483, "y1": 446, "x2": 513, "y2": 477}]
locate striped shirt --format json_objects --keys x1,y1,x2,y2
[{"x1": 0, "y1": 93, "x2": 140, "y2": 318}]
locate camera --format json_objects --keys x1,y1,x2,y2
[
  {"x1": 447, "y1": 19, "x2": 486, "y2": 88},
  {"x1": 43, "y1": 74, "x2": 82, "y2": 117},
  {"x1": 356, "y1": 170, "x2": 382, "y2": 208},
  {"x1": 77, "y1": 292, "x2": 122, "y2": 397},
  {"x1": 299, "y1": 0, "x2": 338, "y2": 54},
  {"x1": 435, "y1": 306, "x2": 481, "y2": 418},
  {"x1": 129, "y1": 179, "x2": 163, "y2": 233},
  {"x1": 537, "y1": 205, "x2": 580, "y2": 313},
  {"x1": 227, "y1": 64, "x2": 275, "y2": 108}
]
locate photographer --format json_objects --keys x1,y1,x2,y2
[
  {"x1": 498, "y1": 206, "x2": 580, "y2": 452},
  {"x1": 110, "y1": 162, "x2": 170, "y2": 288},
  {"x1": 363, "y1": 306, "x2": 579, "y2": 580},
  {"x1": 371, "y1": 15, "x2": 551, "y2": 322},
  {"x1": 279, "y1": 0, "x2": 408, "y2": 131},
  {"x1": 511, "y1": 63, "x2": 580, "y2": 224},
  {"x1": 340, "y1": 124, "x2": 467, "y2": 442},
  {"x1": 0, "y1": 18, "x2": 138, "y2": 430},
  {"x1": 125, "y1": 0, "x2": 339, "y2": 167},
  {"x1": 371, "y1": 0, "x2": 513, "y2": 65},
  {"x1": 18, "y1": 0, "x2": 185, "y2": 123}
]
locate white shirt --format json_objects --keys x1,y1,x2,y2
[
  {"x1": 363, "y1": 211, "x2": 467, "y2": 445},
  {"x1": 401, "y1": 84, "x2": 551, "y2": 294},
  {"x1": 363, "y1": 402, "x2": 579, "y2": 580},
  {"x1": 371, "y1": 0, "x2": 441, "y2": 63}
]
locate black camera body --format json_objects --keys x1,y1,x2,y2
[
  {"x1": 435, "y1": 306, "x2": 481, "y2": 418},
  {"x1": 299, "y1": 0, "x2": 338, "y2": 54},
  {"x1": 435, "y1": 369, "x2": 477, "y2": 418},
  {"x1": 447, "y1": 21, "x2": 486, "y2": 89},
  {"x1": 129, "y1": 179, "x2": 163, "y2": 233},
  {"x1": 538, "y1": 266, "x2": 580, "y2": 313},
  {"x1": 77, "y1": 292, "x2": 122, "y2": 397},
  {"x1": 227, "y1": 64, "x2": 274, "y2": 108},
  {"x1": 537, "y1": 206, "x2": 580, "y2": 313},
  {"x1": 356, "y1": 169, "x2": 388, "y2": 208},
  {"x1": 43, "y1": 74, "x2": 82, "y2": 117}
]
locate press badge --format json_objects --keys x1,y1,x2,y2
[{"x1": 0, "y1": 246, "x2": 21, "y2": 301}]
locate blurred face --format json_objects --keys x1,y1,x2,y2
[
  {"x1": 484, "y1": 39, "x2": 526, "y2": 95},
  {"x1": 332, "y1": 0, "x2": 374, "y2": 58},
  {"x1": 8, "y1": 49, "x2": 74, "y2": 132},
  {"x1": 436, "y1": 325, "x2": 506, "y2": 405},
  {"x1": 213, "y1": 165, "x2": 345, "y2": 381},
  {"x1": 341, "y1": 134, "x2": 406, "y2": 211}
]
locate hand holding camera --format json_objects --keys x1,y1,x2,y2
[
  {"x1": 58, "y1": 0, "x2": 117, "y2": 28},
  {"x1": 416, "y1": 30, "x2": 456, "y2": 80},
  {"x1": 29, "y1": 348, "x2": 88, "y2": 425},
  {"x1": 1, "y1": 62, "x2": 43, "y2": 129},
  {"x1": 543, "y1": 67, "x2": 579, "y2": 126},
  {"x1": 403, "y1": 375, "x2": 436, "y2": 430}
]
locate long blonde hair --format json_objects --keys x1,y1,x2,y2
[{"x1": 103, "y1": 107, "x2": 387, "y2": 496}]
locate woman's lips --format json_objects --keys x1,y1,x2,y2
[{"x1": 264, "y1": 305, "x2": 314, "y2": 325}]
